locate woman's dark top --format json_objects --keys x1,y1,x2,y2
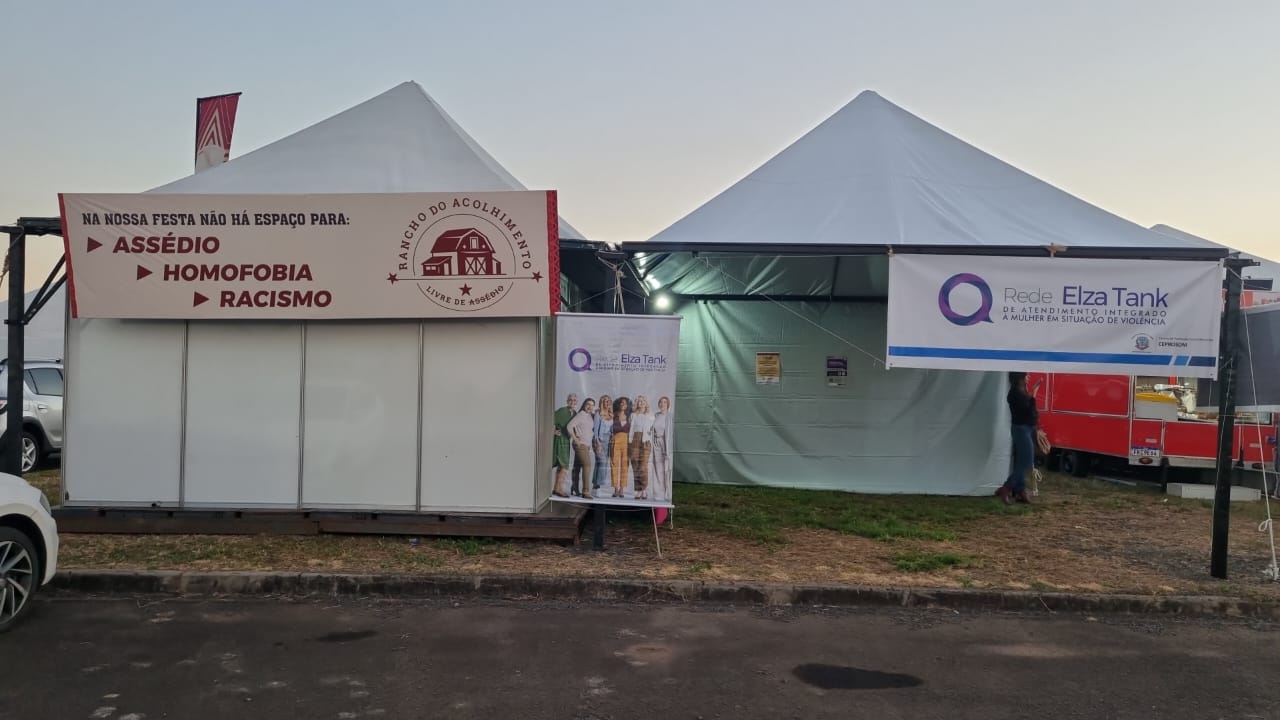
[{"x1": 1007, "y1": 390, "x2": 1038, "y2": 427}]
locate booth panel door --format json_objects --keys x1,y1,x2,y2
[
  {"x1": 184, "y1": 322, "x2": 302, "y2": 506},
  {"x1": 302, "y1": 322, "x2": 419, "y2": 509},
  {"x1": 64, "y1": 318, "x2": 184, "y2": 506},
  {"x1": 420, "y1": 319, "x2": 537, "y2": 512}
]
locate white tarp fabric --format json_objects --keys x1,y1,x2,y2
[
  {"x1": 674, "y1": 300, "x2": 1008, "y2": 495},
  {"x1": 152, "y1": 82, "x2": 583, "y2": 241},
  {"x1": 886, "y1": 255, "x2": 1224, "y2": 377},
  {"x1": 0, "y1": 286, "x2": 66, "y2": 361},
  {"x1": 1151, "y1": 224, "x2": 1280, "y2": 289},
  {"x1": 647, "y1": 91, "x2": 1213, "y2": 252}
]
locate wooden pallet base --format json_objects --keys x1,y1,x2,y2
[{"x1": 52, "y1": 505, "x2": 589, "y2": 542}]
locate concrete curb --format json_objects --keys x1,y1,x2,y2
[{"x1": 48, "y1": 570, "x2": 1280, "y2": 621}]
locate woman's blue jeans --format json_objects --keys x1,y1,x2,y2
[{"x1": 1006, "y1": 424, "x2": 1035, "y2": 494}]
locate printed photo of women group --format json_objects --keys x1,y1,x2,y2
[{"x1": 551, "y1": 391, "x2": 675, "y2": 507}]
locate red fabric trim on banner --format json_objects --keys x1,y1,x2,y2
[
  {"x1": 547, "y1": 191, "x2": 561, "y2": 315},
  {"x1": 57, "y1": 193, "x2": 80, "y2": 319}
]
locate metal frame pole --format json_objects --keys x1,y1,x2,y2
[
  {"x1": 1210, "y1": 260, "x2": 1247, "y2": 578},
  {"x1": 4, "y1": 229, "x2": 26, "y2": 475}
]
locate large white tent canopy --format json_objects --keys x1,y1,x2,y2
[{"x1": 628, "y1": 90, "x2": 1224, "y2": 496}]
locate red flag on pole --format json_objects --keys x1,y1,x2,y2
[{"x1": 194, "y1": 92, "x2": 242, "y2": 172}]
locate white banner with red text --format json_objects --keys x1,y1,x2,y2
[
  {"x1": 59, "y1": 191, "x2": 560, "y2": 319},
  {"x1": 550, "y1": 313, "x2": 682, "y2": 509},
  {"x1": 886, "y1": 255, "x2": 1224, "y2": 378}
]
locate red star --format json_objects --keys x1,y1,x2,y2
[
  {"x1": 532, "y1": 271, "x2": 543, "y2": 282},
  {"x1": 459, "y1": 284, "x2": 472, "y2": 296},
  {"x1": 387, "y1": 273, "x2": 399, "y2": 284}
]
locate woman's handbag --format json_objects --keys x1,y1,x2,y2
[{"x1": 1035, "y1": 428, "x2": 1052, "y2": 457}]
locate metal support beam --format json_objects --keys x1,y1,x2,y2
[
  {"x1": 4, "y1": 228, "x2": 26, "y2": 475},
  {"x1": 1210, "y1": 258, "x2": 1251, "y2": 578},
  {"x1": 24, "y1": 256, "x2": 65, "y2": 324}
]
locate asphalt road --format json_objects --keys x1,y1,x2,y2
[{"x1": 2, "y1": 597, "x2": 1277, "y2": 720}]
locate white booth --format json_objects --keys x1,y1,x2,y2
[{"x1": 60, "y1": 82, "x2": 582, "y2": 515}]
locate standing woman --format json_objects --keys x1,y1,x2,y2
[
  {"x1": 592, "y1": 395, "x2": 613, "y2": 495},
  {"x1": 999, "y1": 372, "x2": 1038, "y2": 505},
  {"x1": 650, "y1": 397, "x2": 673, "y2": 502},
  {"x1": 567, "y1": 398, "x2": 597, "y2": 499},
  {"x1": 631, "y1": 396, "x2": 655, "y2": 500},
  {"x1": 610, "y1": 397, "x2": 632, "y2": 498}
]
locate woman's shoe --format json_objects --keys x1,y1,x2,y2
[
  {"x1": 1016, "y1": 489, "x2": 1034, "y2": 504},
  {"x1": 995, "y1": 486, "x2": 1013, "y2": 505}
]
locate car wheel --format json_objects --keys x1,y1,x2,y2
[
  {"x1": 20, "y1": 432, "x2": 39, "y2": 474},
  {"x1": 0, "y1": 526, "x2": 40, "y2": 633},
  {"x1": 1062, "y1": 450, "x2": 1090, "y2": 478}
]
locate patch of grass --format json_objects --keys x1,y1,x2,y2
[
  {"x1": 960, "y1": 577, "x2": 975, "y2": 588},
  {"x1": 434, "y1": 537, "x2": 499, "y2": 556},
  {"x1": 688, "y1": 561, "x2": 713, "y2": 574},
  {"x1": 24, "y1": 468, "x2": 61, "y2": 508},
  {"x1": 674, "y1": 482, "x2": 1030, "y2": 545},
  {"x1": 892, "y1": 550, "x2": 970, "y2": 573}
]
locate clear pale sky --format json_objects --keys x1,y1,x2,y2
[{"x1": 3, "y1": 0, "x2": 1277, "y2": 290}]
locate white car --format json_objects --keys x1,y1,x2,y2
[{"x1": 0, "y1": 472, "x2": 58, "y2": 632}]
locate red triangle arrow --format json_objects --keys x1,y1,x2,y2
[
  {"x1": 87, "y1": 237, "x2": 102, "y2": 253},
  {"x1": 193, "y1": 291, "x2": 209, "y2": 307},
  {"x1": 136, "y1": 265, "x2": 152, "y2": 280}
]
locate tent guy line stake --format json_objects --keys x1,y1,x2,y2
[{"x1": 652, "y1": 507, "x2": 662, "y2": 559}]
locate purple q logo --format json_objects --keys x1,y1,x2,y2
[
  {"x1": 567, "y1": 347, "x2": 593, "y2": 372},
  {"x1": 938, "y1": 273, "x2": 994, "y2": 326}
]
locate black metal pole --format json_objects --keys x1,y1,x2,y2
[
  {"x1": 1210, "y1": 261, "x2": 1245, "y2": 579},
  {"x1": 4, "y1": 229, "x2": 26, "y2": 476}
]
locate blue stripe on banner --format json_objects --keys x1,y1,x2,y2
[{"x1": 886, "y1": 346, "x2": 1217, "y2": 366}]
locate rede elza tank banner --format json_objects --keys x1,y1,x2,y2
[
  {"x1": 550, "y1": 313, "x2": 682, "y2": 509},
  {"x1": 59, "y1": 191, "x2": 560, "y2": 319},
  {"x1": 886, "y1": 255, "x2": 1223, "y2": 378}
]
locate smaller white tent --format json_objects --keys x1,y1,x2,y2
[
  {"x1": 0, "y1": 286, "x2": 67, "y2": 361},
  {"x1": 151, "y1": 81, "x2": 583, "y2": 239},
  {"x1": 65, "y1": 82, "x2": 576, "y2": 512},
  {"x1": 1150, "y1": 224, "x2": 1280, "y2": 289},
  {"x1": 633, "y1": 90, "x2": 1224, "y2": 496}
]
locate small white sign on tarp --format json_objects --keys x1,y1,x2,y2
[
  {"x1": 59, "y1": 191, "x2": 559, "y2": 319},
  {"x1": 550, "y1": 313, "x2": 682, "y2": 508},
  {"x1": 886, "y1": 255, "x2": 1223, "y2": 378}
]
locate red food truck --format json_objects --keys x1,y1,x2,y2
[
  {"x1": 1030, "y1": 372, "x2": 1275, "y2": 480},
  {"x1": 1032, "y1": 289, "x2": 1280, "y2": 480}
]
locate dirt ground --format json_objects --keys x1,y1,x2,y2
[{"x1": 29, "y1": 468, "x2": 1280, "y2": 599}]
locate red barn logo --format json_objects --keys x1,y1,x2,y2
[
  {"x1": 388, "y1": 197, "x2": 544, "y2": 313},
  {"x1": 421, "y1": 228, "x2": 502, "y2": 277}
]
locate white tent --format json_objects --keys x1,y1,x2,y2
[
  {"x1": 64, "y1": 82, "x2": 573, "y2": 512},
  {"x1": 0, "y1": 286, "x2": 67, "y2": 361},
  {"x1": 1150, "y1": 224, "x2": 1280, "y2": 289},
  {"x1": 633, "y1": 90, "x2": 1223, "y2": 496},
  {"x1": 151, "y1": 81, "x2": 583, "y2": 240}
]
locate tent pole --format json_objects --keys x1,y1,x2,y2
[
  {"x1": 4, "y1": 227, "x2": 26, "y2": 475},
  {"x1": 1210, "y1": 258, "x2": 1249, "y2": 578}
]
